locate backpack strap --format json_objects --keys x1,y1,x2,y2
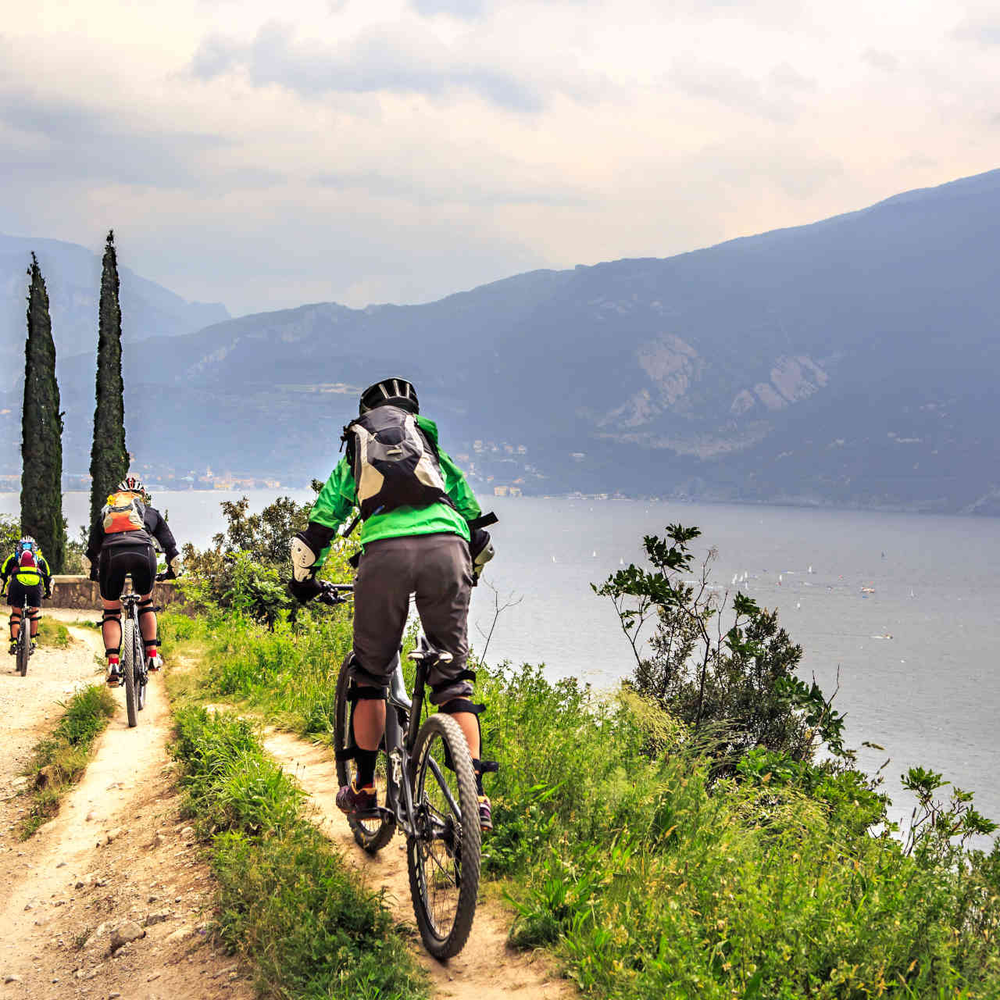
[{"x1": 467, "y1": 512, "x2": 498, "y2": 530}]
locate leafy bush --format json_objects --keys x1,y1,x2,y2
[
  {"x1": 595, "y1": 524, "x2": 846, "y2": 772},
  {"x1": 0, "y1": 513, "x2": 19, "y2": 556},
  {"x1": 181, "y1": 490, "x2": 357, "y2": 626}
]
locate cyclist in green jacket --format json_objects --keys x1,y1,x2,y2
[
  {"x1": 1, "y1": 536, "x2": 52, "y2": 655},
  {"x1": 289, "y1": 378, "x2": 497, "y2": 831}
]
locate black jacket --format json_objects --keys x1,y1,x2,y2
[{"x1": 86, "y1": 505, "x2": 179, "y2": 563}]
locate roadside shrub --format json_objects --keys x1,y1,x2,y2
[
  {"x1": 181, "y1": 491, "x2": 357, "y2": 626},
  {"x1": 594, "y1": 524, "x2": 846, "y2": 773},
  {"x1": 0, "y1": 513, "x2": 20, "y2": 555}
]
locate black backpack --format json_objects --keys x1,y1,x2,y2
[{"x1": 341, "y1": 406, "x2": 455, "y2": 521}]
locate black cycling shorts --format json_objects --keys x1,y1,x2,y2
[
  {"x1": 7, "y1": 579, "x2": 43, "y2": 610},
  {"x1": 98, "y1": 543, "x2": 157, "y2": 601}
]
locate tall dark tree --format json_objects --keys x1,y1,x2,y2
[
  {"x1": 21, "y1": 254, "x2": 66, "y2": 571},
  {"x1": 89, "y1": 230, "x2": 129, "y2": 533}
]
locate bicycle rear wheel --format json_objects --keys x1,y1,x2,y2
[
  {"x1": 334, "y1": 654, "x2": 395, "y2": 853},
  {"x1": 407, "y1": 712, "x2": 481, "y2": 960},
  {"x1": 122, "y1": 617, "x2": 139, "y2": 728}
]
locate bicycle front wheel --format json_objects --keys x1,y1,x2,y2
[
  {"x1": 334, "y1": 654, "x2": 394, "y2": 853},
  {"x1": 122, "y1": 618, "x2": 139, "y2": 728},
  {"x1": 135, "y1": 627, "x2": 147, "y2": 713},
  {"x1": 407, "y1": 712, "x2": 481, "y2": 960},
  {"x1": 16, "y1": 625, "x2": 29, "y2": 677}
]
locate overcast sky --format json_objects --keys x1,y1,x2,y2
[{"x1": 2, "y1": 0, "x2": 999, "y2": 317}]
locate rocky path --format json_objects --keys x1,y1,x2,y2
[
  {"x1": 0, "y1": 611, "x2": 253, "y2": 999},
  {"x1": 262, "y1": 730, "x2": 575, "y2": 1000}
]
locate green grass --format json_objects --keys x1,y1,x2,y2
[
  {"x1": 160, "y1": 604, "x2": 356, "y2": 740},
  {"x1": 17, "y1": 684, "x2": 116, "y2": 838},
  {"x1": 478, "y1": 665, "x2": 1000, "y2": 999},
  {"x1": 36, "y1": 617, "x2": 70, "y2": 648},
  {"x1": 171, "y1": 705, "x2": 427, "y2": 1000},
  {"x1": 174, "y1": 604, "x2": 1000, "y2": 999}
]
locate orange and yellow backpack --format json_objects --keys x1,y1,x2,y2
[{"x1": 102, "y1": 491, "x2": 146, "y2": 534}]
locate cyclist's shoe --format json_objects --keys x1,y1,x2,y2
[
  {"x1": 7, "y1": 640, "x2": 15, "y2": 655},
  {"x1": 336, "y1": 781, "x2": 378, "y2": 817},
  {"x1": 29, "y1": 641, "x2": 36, "y2": 656},
  {"x1": 478, "y1": 796, "x2": 493, "y2": 833},
  {"x1": 147, "y1": 650, "x2": 163, "y2": 672},
  {"x1": 106, "y1": 659, "x2": 122, "y2": 687}
]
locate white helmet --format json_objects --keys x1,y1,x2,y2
[{"x1": 117, "y1": 475, "x2": 145, "y2": 495}]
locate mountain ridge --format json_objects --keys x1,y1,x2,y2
[{"x1": 5, "y1": 168, "x2": 1000, "y2": 514}]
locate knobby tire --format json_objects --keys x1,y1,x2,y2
[
  {"x1": 122, "y1": 617, "x2": 138, "y2": 728},
  {"x1": 407, "y1": 712, "x2": 481, "y2": 960},
  {"x1": 16, "y1": 618, "x2": 29, "y2": 677},
  {"x1": 135, "y1": 623, "x2": 147, "y2": 713},
  {"x1": 333, "y1": 654, "x2": 395, "y2": 853}
]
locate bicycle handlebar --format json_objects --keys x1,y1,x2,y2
[{"x1": 316, "y1": 580, "x2": 354, "y2": 606}]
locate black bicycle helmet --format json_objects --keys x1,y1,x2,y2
[{"x1": 359, "y1": 377, "x2": 419, "y2": 415}]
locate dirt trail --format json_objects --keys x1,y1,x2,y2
[
  {"x1": 0, "y1": 611, "x2": 253, "y2": 999},
  {"x1": 263, "y1": 730, "x2": 575, "y2": 1000}
]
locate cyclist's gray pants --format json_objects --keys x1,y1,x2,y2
[{"x1": 351, "y1": 533, "x2": 475, "y2": 705}]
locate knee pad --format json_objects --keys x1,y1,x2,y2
[
  {"x1": 138, "y1": 599, "x2": 160, "y2": 621},
  {"x1": 334, "y1": 683, "x2": 387, "y2": 765},
  {"x1": 437, "y1": 690, "x2": 499, "y2": 777},
  {"x1": 101, "y1": 610, "x2": 122, "y2": 657}
]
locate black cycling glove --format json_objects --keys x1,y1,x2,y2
[{"x1": 288, "y1": 576, "x2": 323, "y2": 604}]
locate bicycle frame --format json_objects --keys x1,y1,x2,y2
[
  {"x1": 381, "y1": 650, "x2": 467, "y2": 841},
  {"x1": 381, "y1": 652, "x2": 427, "y2": 838}
]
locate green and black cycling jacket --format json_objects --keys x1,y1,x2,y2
[{"x1": 309, "y1": 414, "x2": 481, "y2": 568}]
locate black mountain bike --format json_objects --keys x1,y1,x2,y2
[
  {"x1": 116, "y1": 572, "x2": 166, "y2": 728},
  {"x1": 119, "y1": 588, "x2": 148, "y2": 728},
  {"x1": 324, "y1": 582, "x2": 482, "y2": 960},
  {"x1": 14, "y1": 592, "x2": 34, "y2": 677}
]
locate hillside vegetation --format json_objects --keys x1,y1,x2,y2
[{"x1": 162, "y1": 496, "x2": 1000, "y2": 999}]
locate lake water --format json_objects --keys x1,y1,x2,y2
[{"x1": 4, "y1": 490, "x2": 998, "y2": 834}]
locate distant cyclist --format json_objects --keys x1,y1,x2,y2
[
  {"x1": 1, "y1": 536, "x2": 52, "y2": 656},
  {"x1": 289, "y1": 377, "x2": 498, "y2": 830},
  {"x1": 83, "y1": 475, "x2": 182, "y2": 686}
]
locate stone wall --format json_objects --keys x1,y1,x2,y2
[{"x1": 48, "y1": 575, "x2": 183, "y2": 610}]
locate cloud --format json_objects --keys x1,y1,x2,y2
[
  {"x1": 862, "y1": 48, "x2": 899, "y2": 72},
  {"x1": 0, "y1": 88, "x2": 282, "y2": 193},
  {"x1": 313, "y1": 167, "x2": 589, "y2": 208},
  {"x1": 953, "y1": 17, "x2": 1000, "y2": 46},
  {"x1": 411, "y1": 0, "x2": 489, "y2": 19},
  {"x1": 190, "y1": 19, "x2": 600, "y2": 112},
  {"x1": 667, "y1": 57, "x2": 817, "y2": 122}
]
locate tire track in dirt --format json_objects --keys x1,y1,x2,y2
[
  {"x1": 263, "y1": 730, "x2": 575, "y2": 1000},
  {"x1": 0, "y1": 614, "x2": 254, "y2": 998}
]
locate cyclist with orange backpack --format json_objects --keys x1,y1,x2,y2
[
  {"x1": 83, "y1": 476, "x2": 182, "y2": 687},
  {"x1": 1, "y1": 536, "x2": 52, "y2": 656}
]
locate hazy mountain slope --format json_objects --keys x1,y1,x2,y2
[
  {"x1": 11, "y1": 169, "x2": 1000, "y2": 513},
  {"x1": 0, "y1": 233, "x2": 228, "y2": 388}
]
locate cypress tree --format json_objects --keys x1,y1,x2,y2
[
  {"x1": 21, "y1": 254, "x2": 66, "y2": 571},
  {"x1": 89, "y1": 230, "x2": 129, "y2": 533}
]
